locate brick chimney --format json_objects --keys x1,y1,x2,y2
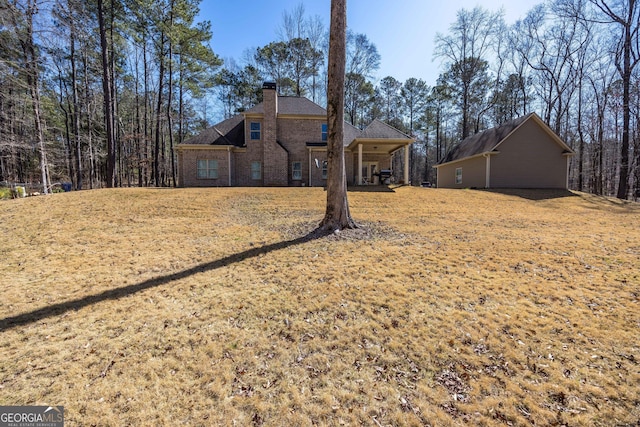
[
  {"x1": 262, "y1": 82, "x2": 278, "y2": 146},
  {"x1": 261, "y1": 82, "x2": 287, "y2": 185}
]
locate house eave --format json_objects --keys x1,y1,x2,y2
[
  {"x1": 434, "y1": 151, "x2": 499, "y2": 168},
  {"x1": 347, "y1": 137, "x2": 414, "y2": 154},
  {"x1": 176, "y1": 144, "x2": 237, "y2": 151},
  {"x1": 278, "y1": 113, "x2": 326, "y2": 120}
]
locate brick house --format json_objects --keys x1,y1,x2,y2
[
  {"x1": 434, "y1": 113, "x2": 575, "y2": 189},
  {"x1": 177, "y1": 82, "x2": 414, "y2": 187}
]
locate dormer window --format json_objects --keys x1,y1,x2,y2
[
  {"x1": 321, "y1": 123, "x2": 328, "y2": 141},
  {"x1": 250, "y1": 122, "x2": 261, "y2": 140}
]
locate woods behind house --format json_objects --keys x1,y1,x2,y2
[{"x1": 1, "y1": 0, "x2": 639, "y2": 199}]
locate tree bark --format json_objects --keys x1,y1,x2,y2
[{"x1": 319, "y1": 0, "x2": 356, "y2": 232}]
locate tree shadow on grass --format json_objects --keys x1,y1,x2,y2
[
  {"x1": 347, "y1": 185, "x2": 396, "y2": 193},
  {"x1": 0, "y1": 230, "x2": 327, "y2": 333}
]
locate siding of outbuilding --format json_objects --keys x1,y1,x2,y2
[
  {"x1": 490, "y1": 119, "x2": 568, "y2": 188},
  {"x1": 437, "y1": 155, "x2": 486, "y2": 188}
]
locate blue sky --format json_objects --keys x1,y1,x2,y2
[{"x1": 199, "y1": 0, "x2": 536, "y2": 86}]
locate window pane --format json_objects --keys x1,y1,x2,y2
[
  {"x1": 197, "y1": 159, "x2": 207, "y2": 178},
  {"x1": 209, "y1": 160, "x2": 218, "y2": 179},
  {"x1": 197, "y1": 159, "x2": 218, "y2": 179},
  {"x1": 322, "y1": 123, "x2": 327, "y2": 141},
  {"x1": 250, "y1": 122, "x2": 260, "y2": 140},
  {"x1": 251, "y1": 162, "x2": 261, "y2": 180},
  {"x1": 322, "y1": 161, "x2": 328, "y2": 179},
  {"x1": 292, "y1": 162, "x2": 302, "y2": 180}
]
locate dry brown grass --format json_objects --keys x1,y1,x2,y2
[{"x1": 0, "y1": 187, "x2": 638, "y2": 426}]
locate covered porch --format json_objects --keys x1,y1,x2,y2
[{"x1": 347, "y1": 138, "x2": 413, "y2": 185}]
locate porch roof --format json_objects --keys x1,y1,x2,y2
[{"x1": 347, "y1": 120, "x2": 414, "y2": 154}]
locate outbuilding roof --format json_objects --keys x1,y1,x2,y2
[{"x1": 436, "y1": 113, "x2": 573, "y2": 166}]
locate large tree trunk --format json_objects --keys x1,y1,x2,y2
[{"x1": 319, "y1": 0, "x2": 356, "y2": 232}]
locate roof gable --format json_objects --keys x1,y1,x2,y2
[
  {"x1": 437, "y1": 113, "x2": 572, "y2": 166},
  {"x1": 180, "y1": 97, "x2": 413, "y2": 150},
  {"x1": 359, "y1": 119, "x2": 412, "y2": 140},
  {"x1": 343, "y1": 122, "x2": 362, "y2": 146},
  {"x1": 181, "y1": 115, "x2": 244, "y2": 146}
]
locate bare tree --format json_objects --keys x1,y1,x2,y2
[
  {"x1": 434, "y1": 6, "x2": 503, "y2": 139},
  {"x1": 319, "y1": 0, "x2": 355, "y2": 232},
  {"x1": 97, "y1": 0, "x2": 116, "y2": 187},
  {"x1": 588, "y1": 0, "x2": 640, "y2": 199},
  {"x1": 6, "y1": 0, "x2": 50, "y2": 193}
]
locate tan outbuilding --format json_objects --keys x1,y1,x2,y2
[{"x1": 434, "y1": 113, "x2": 575, "y2": 189}]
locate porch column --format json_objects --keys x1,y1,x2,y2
[
  {"x1": 357, "y1": 143, "x2": 363, "y2": 185},
  {"x1": 404, "y1": 144, "x2": 410, "y2": 184},
  {"x1": 308, "y1": 149, "x2": 312, "y2": 187},
  {"x1": 484, "y1": 153, "x2": 491, "y2": 188},
  {"x1": 228, "y1": 147, "x2": 232, "y2": 186}
]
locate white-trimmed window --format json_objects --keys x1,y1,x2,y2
[
  {"x1": 197, "y1": 159, "x2": 218, "y2": 179},
  {"x1": 321, "y1": 123, "x2": 328, "y2": 141},
  {"x1": 251, "y1": 161, "x2": 262, "y2": 180},
  {"x1": 250, "y1": 122, "x2": 261, "y2": 140},
  {"x1": 322, "y1": 160, "x2": 328, "y2": 180},
  {"x1": 455, "y1": 167, "x2": 463, "y2": 184},
  {"x1": 292, "y1": 161, "x2": 302, "y2": 180}
]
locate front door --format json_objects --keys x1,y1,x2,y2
[{"x1": 362, "y1": 162, "x2": 378, "y2": 185}]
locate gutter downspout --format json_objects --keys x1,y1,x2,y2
[
  {"x1": 404, "y1": 145, "x2": 410, "y2": 185},
  {"x1": 566, "y1": 155, "x2": 570, "y2": 189}
]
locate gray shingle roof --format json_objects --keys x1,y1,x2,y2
[
  {"x1": 245, "y1": 96, "x2": 328, "y2": 116},
  {"x1": 438, "y1": 113, "x2": 534, "y2": 164},
  {"x1": 359, "y1": 119, "x2": 412, "y2": 140},
  {"x1": 181, "y1": 115, "x2": 244, "y2": 146},
  {"x1": 343, "y1": 122, "x2": 362, "y2": 146},
  {"x1": 180, "y1": 97, "x2": 411, "y2": 149}
]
